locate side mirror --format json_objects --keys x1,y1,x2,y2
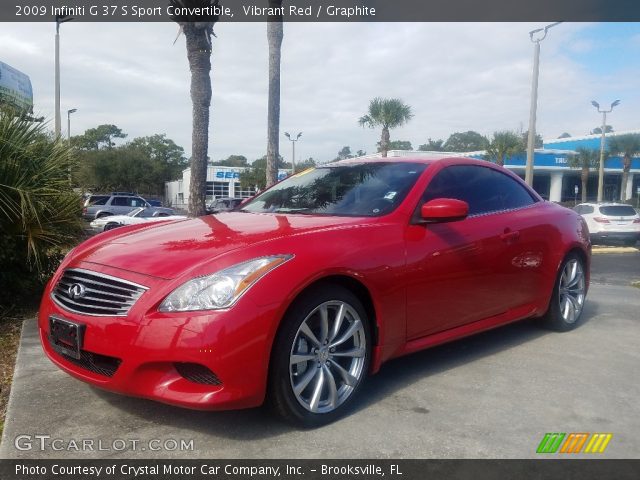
[{"x1": 420, "y1": 198, "x2": 469, "y2": 223}]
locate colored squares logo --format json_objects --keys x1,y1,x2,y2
[{"x1": 537, "y1": 433, "x2": 612, "y2": 454}]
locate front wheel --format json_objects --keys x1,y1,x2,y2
[
  {"x1": 269, "y1": 284, "x2": 371, "y2": 427},
  {"x1": 103, "y1": 222, "x2": 121, "y2": 231},
  {"x1": 539, "y1": 253, "x2": 587, "y2": 331}
]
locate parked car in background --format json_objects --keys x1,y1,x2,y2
[
  {"x1": 147, "y1": 199, "x2": 163, "y2": 207},
  {"x1": 83, "y1": 193, "x2": 151, "y2": 220},
  {"x1": 206, "y1": 197, "x2": 244, "y2": 214},
  {"x1": 40, "y1": 157, "x2": 590, "y2": 426},
  {"x1": 88, "y1": 207, "x2": 186, "y2": 233},
  {"x1": 574, "y1": 202, "x2": 640, "y2": 246}
]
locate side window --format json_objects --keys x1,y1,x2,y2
[
  {"x1": 88, "y1": 196, "x2": 109, "y2": 206},
  {"x1": 129, "y1": 197, "x2": 145, "y2": 207},
  {"x1": 583, "y1": 205, "x2": 594, "y2": 214},
  {"x1": 493, "y1": 169, "x2": 537, "y2": 210},
  {"x1": 111, "y1": 197, "x2": 128, "y2": 206},
  {"x1": 421, "y1": 165, "x2": 536, "y2": 216},
  {"x1": 574, "y1": 205, "x2": 584, "y2": 214}
]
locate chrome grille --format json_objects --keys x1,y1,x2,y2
[{"x1": 51, "y1": 268, "x2": 147, "y2": 316}]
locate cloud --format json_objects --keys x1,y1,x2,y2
[{"x1": 1, "y1": 21, "x2": 638, "y2": 162}]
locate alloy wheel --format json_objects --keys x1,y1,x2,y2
[
  {"x1": 289, "y1": 300, "x2": 367, "y2": 414},
  {"x1": 558, "y1": 258, "x2": 586, "y2": 324}
]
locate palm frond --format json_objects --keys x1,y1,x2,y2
[{"x1": 0, "y1": 110, "x2": 82, "y2": 270}]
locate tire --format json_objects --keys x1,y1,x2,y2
[
  {"x1": 268, "y1": 284, "x2": 371, "y2": 427},
  {"x1": 538, "y1": 253, "x2": 587, "y2": 332},
  {"x1": 103, "y1": 222, "x2": 121, "y2": 231}
]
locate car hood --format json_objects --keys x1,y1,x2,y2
[
  {"x1": 90, "y1": 215, "x2": 134, "y2": 225},
  {"x1": 77, "y1": 212, "x2": 370, "y2": 279}
]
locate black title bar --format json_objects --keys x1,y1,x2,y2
[{"x1": 4, "y1": 0, "x2": 640, "y2": 22}]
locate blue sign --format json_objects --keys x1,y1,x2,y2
[
  {"x1": 0, "y1": 61, "x2": 33, "y2": 111},
  {"x1": 215, "y1": 171, "x2": 240, "y2": 179}
]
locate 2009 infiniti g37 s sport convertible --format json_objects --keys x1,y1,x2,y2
[{"x1": 39, "y1": 157, "x2": 590, "y2": 426}]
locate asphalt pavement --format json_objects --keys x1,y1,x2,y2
[{"x1": 1, "y1": 253, "x2": 639, "y2": 459}]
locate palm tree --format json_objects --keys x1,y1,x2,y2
[
  {"x1": 358, "y1": 98, "x2": 413, "y2": 157},
  {"x1": 266, "y1": 1, "x2": 283, "y2": 188},
  {"x1": 607, "y1": 133, "x2": 640, "y2": 201},
  {"x1": 169, "y1": 1, "x2": 220, "y2": 216},
  {"x1": 485, "y1": 131, "x2": 523, "y2": 167},
  {"x1": 568, "y1": 148, "x2": 599, "y2": 203}
]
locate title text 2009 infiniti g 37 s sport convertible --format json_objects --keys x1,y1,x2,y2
[{"x1": 39, "y1": 157, "x2": 590, "y2": 426}]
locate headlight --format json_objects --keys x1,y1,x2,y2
[{"x1": 158, "y1": 255, "x2": 293, "y2": 312}]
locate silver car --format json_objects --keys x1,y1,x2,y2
[{"x1": 82, "y1": 193, "x2": 166, "y2": 220}]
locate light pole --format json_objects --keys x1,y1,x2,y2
[
  {"x1": 67, "y1": 108, "x2": 77, "y2": 142},
  {"x1": 284, "y1": 131, "x2": 302, "y2": 174},
  {"x1": 525, "y1": 21, "x2": 561, "y2": 187},
  {"x1": 592, "y1": 100, "x2": 620, "y2": 202},
  {"x1": 55, "y1": 14, "x2": 73, "y2": 137}
]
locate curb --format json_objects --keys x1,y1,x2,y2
[
  {"x1": 592, "y1": 246, "x2": 639, "y2": 254},
  {"x1": 0, "y1": 319, "x2": 27, "y2": 456}
]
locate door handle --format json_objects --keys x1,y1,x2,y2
[{"x1": 500, "y1": 229, "x2": 520, "y2": 242}]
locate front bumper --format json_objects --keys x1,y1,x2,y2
[
  {"x1": 87, "y1": 223, "x2": 106, "y2": 234},
  {"x1": 39, "y1": 264, "x2": 279, "y2": 410}
]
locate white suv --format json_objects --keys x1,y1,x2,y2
[{"x1": 574, "y1": 203, "x2": 640, "y2": 246}]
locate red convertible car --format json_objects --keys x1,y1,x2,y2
[{"x1": 39, "y1": 157, "x2": 590, "y2": 426}]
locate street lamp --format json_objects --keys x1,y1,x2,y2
[
  {"x1": 592, "y1": 99, "x2": 620, "y2": 202},
  {"x1": 284, "y1": 131, "x2": 302, "y2": 174},
  {"x1": 55, "y1": 14, "x2": 73, "y2": 137},
  {"x1": 67, "y1": 108, "x2": 77, "y2": 142},
  {"x1": 525, "y1": 21, "x2": 562, "y2": 187}
]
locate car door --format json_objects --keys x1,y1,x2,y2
[
  {"x1": 109, "y1": 196, "x2": 129, "y2": 215},
  {"x1": 404, "y1": 164, "x2": 534, "y2": 339},
  {"x1": 484, "y1": 168, "x2": 547, "y2": 311}
]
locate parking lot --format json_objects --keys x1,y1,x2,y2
[{"x1": 1, "y1": 252, "x2": 638, "y2": 459}]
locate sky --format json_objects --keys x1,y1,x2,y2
[{"x1": 1, "y1": 21, "x2": 639, "y2": 164}]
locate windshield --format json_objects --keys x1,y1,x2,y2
[
  {"x1": 241, "y1": 162, "x2": 426, "y2": 216},
  {"x1": 127, "y1": 207, "x2": 145, "y2": 217}
]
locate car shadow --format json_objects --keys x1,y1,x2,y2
[
  {"x1": 92, "y1": 299, "x2": 598, "y2": 438},
  {"x1": 357, "y1": 298, "x2": 597, "y2": 414}
]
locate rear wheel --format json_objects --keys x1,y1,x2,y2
[
  {"x1": 269, "y1": 284, "x2": 371, "y2": 427},
  {"x1": 539, "y1": 254, "x2": 587, "y2": 331}
]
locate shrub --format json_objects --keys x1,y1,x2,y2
[{"x1": 0, "y1": 110, "x2": 82, "y2": 308}]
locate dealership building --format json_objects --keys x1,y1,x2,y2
[
  {"x1": 377, "y1": 130, "x2": 640, "y2": 203},
  {"x1": 497, "y1": 130, "x2": 640, "y2": 202},
  {"x1": 166, "y1": 130, "x2": 640, "y2": 208},
  {"x1": 165, "y1": 165, "x2": 290, "y2": 208}
]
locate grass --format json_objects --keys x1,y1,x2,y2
[{"x1": 0, "y1": 307, "x2": 32, "y2": 439}]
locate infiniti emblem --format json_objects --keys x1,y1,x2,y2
[{"x1": 68, "y1": 283, "x2": 86, "y2": 300}]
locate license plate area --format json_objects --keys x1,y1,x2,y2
[{"x1": 49, "y1": 316, "x2": 85, "y2": 360}]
